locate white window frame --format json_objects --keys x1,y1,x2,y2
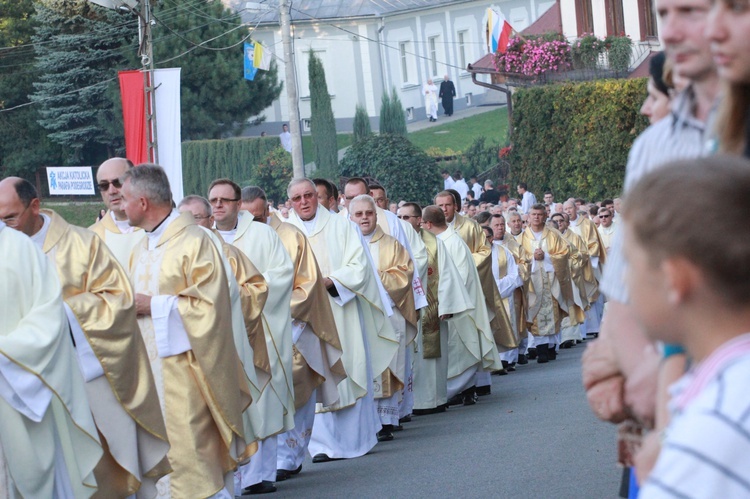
[
  {"x1": 428, "y1": 35, "x2": 439, "y2": 77},
  {"x1": 457, "y1": 30, "x2": 468, "y2": 70},
  {"x1": 399, "y1": 41, "x2": 410, "y2": 84}
]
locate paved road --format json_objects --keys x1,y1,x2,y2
[{"x1": 261, "y1": 344, "x2": 621, "y2": 499}]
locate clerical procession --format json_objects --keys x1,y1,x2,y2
[{"x1": 6, "y1": 0, "x2": 750, "y2": 496}]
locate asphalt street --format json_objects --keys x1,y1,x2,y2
[{"x1": 261, "y1": 343, "x2": 621, "y2": 499}]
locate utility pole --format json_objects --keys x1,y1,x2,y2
[
  {"x1": 139, "y1": 0, "x2": 158, "y2": 163},
  {"x1": 278, "y1": 0, "x2": 304, "y2": 178}
]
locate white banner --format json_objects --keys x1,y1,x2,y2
[
  {"x1": 154, "y1": 68, "x2": 184, "y2": 205},
  {"x1": 46, "y1": 167, "x2": 95, "y2": 195}
]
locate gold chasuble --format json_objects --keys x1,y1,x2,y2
[
  {"x1": 569, "y1": 215, "x2": 607, "y2": 281},
  {"x1": 561, "y1": 229, "x2": 597, "y2": 315},
  {"x1": 500, "y1": 234, "x2": 530, "y2": 339},
  {"x1": 419, "y1": 229, "x2": 441, "y2": 358},
  {"x1": 130, "y1": 212, "x2": 250, "y2": 498},
  {"x1": 0, "y1": 224, "x2": 102, "y2": 499},
  {"x1": 288, "y1": 207, "x2": 398, "y2": 412},
  {"x1": 231, "y1": 212, "x2": 296, "y2": 439},
  {"x1": 39, "y1": 210, "x2": 170, "y2": 498},
  {"x1": 89, "y1": 210, "x2": 145, "y2": 268},
  {"x1": 453, "y1": 213, "x2": 515, "y2": 351},
  {"x1": 268, "y1": 214, "x2": 346, "y2": 410},
  {"x1": 519, "y1": 226, "x2": 577, "y2": 336},
  {"x1": 368, "y1": 226, "x2": 416, "y2": 398}
]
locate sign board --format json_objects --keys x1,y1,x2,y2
[{"x1": 46, "y1": 167, "x2": 96, "y2": 196}]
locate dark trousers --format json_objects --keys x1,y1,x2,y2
[{"x1": 442, "y1": 97, "x2": 453, "y2": 116}]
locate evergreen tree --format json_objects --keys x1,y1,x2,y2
[
  {"x1": 352, "y1": 103, "x2": 371, "y2": 144},
  {"x1": 378, "y1": 91, "x2": 392, "y2": 134},
  {"x1": 30, "y1": 0, "x2": 135, "y2": 165},
  {"x1": 152, "y1": 0, "x2": 283, "y2": 140},
  {"x1": 0, "y1": 0, "x2": 62, "y2": 177},
  {"x1": 378, "y1": 88, "x2": 407, "y2": 137},
  {"x1": 388, "y1": 87, "x2": 407, "y2": 137},
  {"x1": 307, "y1": 49, "x2": 338, "y2": 176}
]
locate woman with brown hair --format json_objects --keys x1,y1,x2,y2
[{"x1": 707, "y1": 0, "x2": 750, "y2": 156}]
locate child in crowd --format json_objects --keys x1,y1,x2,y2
[{"x1": 623, "y1": 155, "x2": 750, "y2": 496}]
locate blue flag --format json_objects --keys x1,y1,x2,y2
[{"x1": 244, "y1": 42, "x2": 258, "y2": 81}]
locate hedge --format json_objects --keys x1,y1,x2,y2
[
  {"x1": 508, "y1": 78, "x2": 649, "y2": 201},
  {"x1": 182, "y1": 137, "x2": 279, "y2": 197},
  {"x1": 340, "y1": 134, "x2": 440, "y2": 206}
]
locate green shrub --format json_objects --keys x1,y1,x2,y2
[
  {"x1": 248, "y1": 147, "x2": 293, "y2": 203},
  {"x1": 308, "y1": 50, "x2": 339, "y2": 177},
  {"x1": 460, "y1": 136, "x2": 501, "y2": 176},
  {"x1": 339, "y1": 134, "x2": 439, "y2": 205},
  {"x1": 508, "y1": 79, "x2": 649, "y2": 200},
  {"x1": 379, "y1": 88, "x2": 407, "y2": 137},
  {"x1": 571, "y1": 34, "x2": 604, "y2": 69},
  {"x1": 181, "y1": 137, "x2": 278, "y2": 196},
  {"x1": 605, "y1": 35, "x2": 633, "y2": 73}
]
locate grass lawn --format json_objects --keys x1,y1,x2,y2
[
  {"x1": 408, "y1": 107, "x2": 509, "y2": 153},
  {"x1": 301, "y1": 133, "x2": 354, "y2": 163},
  {"x1": 43, "y1": 201, "x2": 105, "y2": 228}
]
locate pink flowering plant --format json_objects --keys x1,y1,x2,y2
[{"x1": 494, "y1": 37, "x2": 572, "y2": 76}]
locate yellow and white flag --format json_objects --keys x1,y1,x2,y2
[{"x1": 253, "y1": 42, "x2": 272, "y2": 71}]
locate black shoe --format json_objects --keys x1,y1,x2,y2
[
  {"x1": 493, "y1": 368, "x2": 508, "y2": 376},
  {"x1": 476, "y1": 385, "x2": 491, "y2": 396},
  {"x1": 377, "y1": 425, "x2": 394, "y2": 442},
  {"x1": 527, "y1": 348, "x2": 537, "y2": 360},
  {"x1": 462, "y1": 386, "x2": 477, "y2": 405},
  {"x1": 517, "y1": 354, "x2": 528, "y2": 365},
  {"x1": 507, "y1": 363, "x2": 516, "y2": 372},
  {"x1": 399, "y1": 415, "x2": 411, "y2": 424},
  {"x1": 502, "y1": 360, "x2": 509, "y2": 370},
  {"x1": 393, "y1": 424, "x2": 404, "y2": 432},
  {"x1": 447, "y1": 393, "x2": 464, "y2": 407},
  {"x1": 548, "y1": 346, "x2": 557, "y2": 361},
  {"x1": 560, "y1": 340, "x2": 575, "y2": 349},
  {"x1": 413, "y1": 405, "x2": 447, "y2": 416},
  {"x1": 275, "y1": 465, "x2": 301, "y2": 482},
  {"x1": 536, "y1": 344, "x2": 549, "y2": 364},
  {"x1": 243, "y1": 481, "x2": 277, "y2": 495},
  {"x1": 312, "y1": 453, "x2": 344, "y2": 463}
]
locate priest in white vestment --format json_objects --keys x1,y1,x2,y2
[
  {"x1": 89, "y1": 157, "x2": 145, "y2": 266},
  {"x1": 287, "y1": 179, "x2": 396, "y2": 462},
  {"x1": 208, "y1": 180, "x2": 295, "y2": 495},
  {"x1": 0, "y1": 177, "x2": 171, "y2": 498},
  {"x1": 421, "y1": 206, "x2": 502, "y2": 404},
  {"x1": 242, "y1": 187, "x2": 346, "y2": 480},
  {"x1": 350, "y1": 195, "x2": 416, "y2": 441},
  {"x1": 0, "y1": 222, "x2": 102, "y2": 498},
  {"x1": 398, "y1": 203, "x2": 473, "y2": 414},
  {"x1": 121, "y1": 166, "x2": 252, "y2": 499}
]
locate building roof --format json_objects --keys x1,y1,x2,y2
[
  {"x1": 520, "y1": 0, "x2": 562, "y2": 36},
  {"x1": 231, "y1": 0, "x2": 473, "y2": 24}
]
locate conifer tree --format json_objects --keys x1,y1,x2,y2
[
  {"x1": 352, "y1": 104, "x2": 371, "y2": 144},
  {"x1": 379, "y1": 88, "x2": 407, "y2": 137},
  {"x1": 30, "y1": 0, "x2": 134, "y2": 164},
  {"x1": 307, "y1": 49, "x2": 338, "y2": 176}
]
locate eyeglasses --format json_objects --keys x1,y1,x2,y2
[
  {"x1": 599, "y1": 215, "x2": 611, "y2": 219},
  {"x1": 1, "y1": 203, "x2": 31, "y2": 226},
  {"x1": 397, "y1": 215, "x2": 416, "y2": 220},
  {"x1": 97, "y1": 179, "x2": 122, "y2": 191},
  {"x1": 290, "y1": 192, "x2": 315, "y2": 203},
  {"x1": 192, "y1": 214, "x2": 211, "y2": 221},
  {"x1": 209, "y1": 197, "x2": 239, "y2": 206}
]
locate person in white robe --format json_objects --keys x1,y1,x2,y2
[
  {"x1": 423, "y1": 78, "x2": 439, "y2": 121},
  {"x1": 0, "y1": 222, "x2": 102, "y2": 498},
  {"x1": 208, "y1": 179, "x2": 295, "y2": 495},
  {"x1": 287, "y1": 178, "x2": 396, "y2": 462},
  {"x1": 398, "y1": 203, "x2": 473, "y2": 414},
  {"x1": 89, "y1": 157, "x2": 145, "y2": 266},
  {"x1": 421, "y1": 206, "x2": 502, "y2": 404}
]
